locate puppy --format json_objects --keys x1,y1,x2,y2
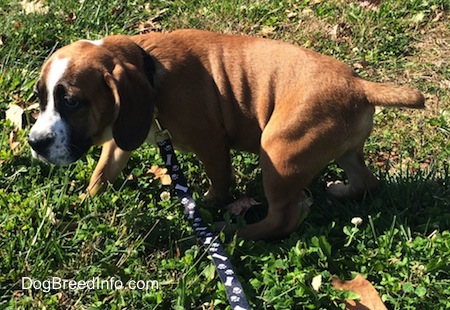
[{"x1": 28, "y1": 29, "x2": 425, "y2": 240}]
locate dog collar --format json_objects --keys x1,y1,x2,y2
[{"x1": 138, "y1": 45, "x2": 156, "y2": 88}]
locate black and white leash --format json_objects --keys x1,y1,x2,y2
[
  {"x1": 155, "y1": 127, "x2": 251, "y2": 310},
  {"x1": 139, "y1": 46, "x2": 250, "y2": 309}
]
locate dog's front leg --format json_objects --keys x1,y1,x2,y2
[{"x1": 87, "y1": 139, "x2": 132, "y2": 196}]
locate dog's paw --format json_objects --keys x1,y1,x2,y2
[
  {"x1": 203, "y1": 187, "x2": 234, "y2": 209},
  {"x1": 326, "y1": 180, "x2": 351, "y2": 199},
  {"x1": 326, "y1": 181, "x2": 372, "y2": 200}
]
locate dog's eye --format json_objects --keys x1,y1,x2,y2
[
  {"x1": 63, "y1": 96, "x2": 79, "y2": 109},
  {"x1": 55, "y1": 84, "x2": 80, "y2": 110}
]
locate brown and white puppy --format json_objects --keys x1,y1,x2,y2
[{"x1": 29, "y1": 29, "x2": 425, "y2": 240}]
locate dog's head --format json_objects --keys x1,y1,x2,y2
[{"x1": 29, "y1": 36, "x2": 155, "y2": 165}]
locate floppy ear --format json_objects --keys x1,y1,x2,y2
[{"x1": 104, "y1": 61, "x2": 155, "y2": 151}]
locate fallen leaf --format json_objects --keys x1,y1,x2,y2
[
  {"x1": 311, "y1": 274, "x2": 322, "y2": 291},
  {"x1": 6, "y1": 104, "x2": 24, "y2": 129},
  {"x1": 56, "y1": 291, "x2": 70, "y2": 306},
  {"x1": 411, "y1": 12, "x2": 425, "y2": 24},
  {"x1": 65, "y1": 12, "x2": 77, "y2": 24},
  {"x1": 226, "y1": 197, "x2": 262, "y2": 216},
  {"x1": 353, "y1": 61, "x2": 368, "y2": 69},
  {"x1": 6, "y1": 103, "x2": 40, "y2": 129},
  {"x1": 359, "y1": 0, "x2": 382, "y2": 9},
  {"x1": 332, "y1": 274, "x2": 387, "y2": 310},
  {"x1": 132, "y1": 8, "x2": 168, "y2": 33},
  {"x1": 20, "y1": 0, "x2": 49, "y2": 14},
  {"x1": 147, "y1": 165, "x2": 172, "y2": 185},
  {"x1": 432, "y1": 11, "x2": 444, "y2": 22},
  {"x1": 329, "y1": 24, "x2": 339, "y2": 39},
  {"x1": 9, "y1": 131, "x2": 21, "y2": 156},
  {"x1": 135, "y1": 19, "x2": 162, "y2": 33},
  {"x1": 258, "y1": 26, "x2": 276, "y2": 37}
]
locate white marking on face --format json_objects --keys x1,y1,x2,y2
[{"x1": 29, "y1": 57, "x2": 73, "y2": 165}]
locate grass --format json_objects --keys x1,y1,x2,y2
[{"x1": 1, "y1": 0, "x2": 449, "y2": 309}]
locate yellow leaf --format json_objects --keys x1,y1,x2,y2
[
  {"x1": 147, "y1": 165, "x2": 172, "y2": 185},
  {"x1": 311, "y1": 274, "x2": 322, "y2": 291},
  {"x1": 332, "y1": 274, "x2": 387, "y2": 310},
  {"x1": 159, "y1": 174, "x2": 172, "y2": 185}
]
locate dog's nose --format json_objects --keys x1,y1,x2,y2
[{"x1": 28, "y1": 133, "x2": 55, "y2": 155}]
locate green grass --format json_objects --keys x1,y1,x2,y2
[{"x1": 1, "y1": 0, "x2": 450, "y2": 309}]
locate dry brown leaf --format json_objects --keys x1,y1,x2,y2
[
  {"x1": 332, "y1": 274, "x2": 387, "y2": 310},
  {"x1": 226, "y1": 197, "x2": 262, "y2": 215},
  {"x1": 258, "y1": 26, "x2": 276, "y2": 37},
  {"x1": 133, "y1": 8, "x2": 168, "y2": 33},
  {"x1": 147, "y1": 165, "x2": 172, "y2": 185},
  {"x1": 359, "y1": 0, "x2": 382, "y2": 9},
  {"x1": 353, "y1": 61, "x2": 368, "y2": 69},
  {"x1": 65, "y1": 12, "x2": 77, "y2": 24},
  {"x1": 9, "y1": 131, "x2": 21, "y2": 156}
]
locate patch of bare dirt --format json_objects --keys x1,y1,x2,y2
[{"x1": 413, "y1": 11, "x2": 450, "y2": 115}]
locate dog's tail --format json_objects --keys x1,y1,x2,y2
[{"x1": 358, "y1": 79, "x2": 425, "y2": 109}]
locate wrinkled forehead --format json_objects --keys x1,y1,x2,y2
[
  {"x1": 39, "y1": 41, "x2": 90, "y2": 77},
  {"x1": 36, "y1": 41, "x2": 112, "y2": 102}
]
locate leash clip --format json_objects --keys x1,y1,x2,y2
[{"x1": 154, "y1": 118, "x2": 172, "y2": 143}]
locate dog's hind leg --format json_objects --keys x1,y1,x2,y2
[
  {"x1": 237, "y1": 113, "x2": 333, "y2": 240},
  {"x1": 327, "y1": 146, "x2": 379, "y2": 199}
]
